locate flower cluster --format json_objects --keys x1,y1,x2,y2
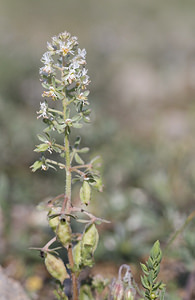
[
  {"x1": 39, "y1": 31, "x2": 90, "y2": 103},
  {"x1": 36, "y1": 31, "x2": 92, "y2": 135}
]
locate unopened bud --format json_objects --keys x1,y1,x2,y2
[
  {"x1": 124, "y1": 287, "x2": 136, "y2": 300},
  {"x1": 111, "y1": 280, "x2": 124, "y2": 300},
  {"x1": 44, "y1": 253, "x2": 69, "y2": 284}
]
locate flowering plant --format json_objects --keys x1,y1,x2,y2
[
  {"x1": 31, "y1": 31, "x2": 165, "y2": 300},
  {"x1": 31, "y1": 31, "x2": 106, "y2": 299}
]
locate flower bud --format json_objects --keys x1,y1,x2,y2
[
  {"x1": 56, "y1": 218, "x2": 71, "y2": 248},
  {"x1": 111, "y1": 280, "x2": 124, "y2": 300},
  {"x1": 44, "y1": 253, "x2": 69, "y2": 284},
  {"x1": 124, "y1": 287, "x2": 136, "y2": 300}
]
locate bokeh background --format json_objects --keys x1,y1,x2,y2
[{"x1": 1, "y1": 0, "x2": 195, "y2": 299}]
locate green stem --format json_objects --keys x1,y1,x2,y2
[
  {"x1": 46, "y1": 159, "x2": 66, "y2": 169},
  {"x1": 65, "y1": 132, "x2": 71, "y2": 207},
  {"x1": 164, "y1": 209, "x2": 195, "y2": 253},
  {"x1": 62, "y1": 97, "x2": 79, "y2": 300}
]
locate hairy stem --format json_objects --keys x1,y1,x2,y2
[{"x1": 63, "y1": 98, "x2": 78, "y2": 300}]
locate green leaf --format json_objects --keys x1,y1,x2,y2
[
  {"x1": 148, "y1": 270, "x2": 154, "y2": 284},
  {"x1": 83, "y1": 116, "x2": 90, "y2": 123},
  {"x1": 30, "y1": 160, "x2": 43, "y2": 172},
  {"x1": 140, "y1": 263, "x2": 149, "y2": 275},
  {"x1": 52, "y1": 145, "x2": 62, "y2": 153},
  {"x1": 75, "y1": 153, "x2": 84, "y2": 165},
  {"x1": 83, "y1": 90, "x2": 90, "y2": 97},
  {"x1": 82, "y1": 109, "x2": 91, "y2": 116},
  {"x1": 90, "y1": 156, "x2": 101, "y2": 167},
  {"x1": 153, "y1": 281, "x2": 162, "y2": 291},
  {"x1": 37, "y1": 134, "x2": 49, "y2": 143},
  {"x1": 72, "y1": 122, "x2": 83, "y2": 129},
  {"x1": 71, "y1": 115, "x2": 82, "y2": 122},
  {"x1": 34, "y1": 143, "x2": 49, "y2": 152},
  {"x1": 150, "y1": 240, "x2": 160, "y2": 259},
  {"x1": 44, "y1": 125, "x2": 53, "y2": 133},
  {"x1": 41, "y1": 83, "x2": 50, "y2": 89},
  {"x1": 147, "y1": 257, "x2": 153, "y2": 269},
  {"x1": 141, "y1": 275, "x2": 149, "y2": 290},
  {"x1": 78, "y1": 147, "x2": 89, "y2": 154},
  {"x1": 74, "y1": 136, "x2": 81, "y2": 148}
]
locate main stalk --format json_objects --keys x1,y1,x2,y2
[{"x1": 63, "y1": 98, "x2": 79, "y2": 300}]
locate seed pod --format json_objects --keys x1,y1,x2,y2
[
  {"x1": 80, "y1": 181, "x2": 91, "y2": 205},
  {"x1": 81, "y1": 223, "x2": 99, "y2": 267},
  {"x1": 48, "y1": 207, "x2": 61, "y2": 232},
  {"x1": 48, "y1": 214, "x2": 60, "y2": 233},
  {"x1": 56, "y1": 218, "x2": 71, "y2": 248},
  {"x1": 73, "y1": 241, "x2": 82, "y2": 268},
  {"x1": 44, "y1": 253, "x2": 69, "y2": 284},
  {"x1": 82, "y1": 223, "x2": 99, "y2": 251}
]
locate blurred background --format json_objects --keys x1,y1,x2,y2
[{"x1": 0, "y1": 0, "x2": 195, "y2": 299}]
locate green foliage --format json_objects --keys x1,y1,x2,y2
[{"x1": 140, "y1": 241, "x2": 166, "y2": 300}]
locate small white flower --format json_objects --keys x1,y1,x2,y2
[
  {"x1": 52, "y1": 35, "x2": 58, "y2": 45},
  {"x1": 42, "y1": 86, "x2": 57, "y2": 99},
  {"x1": 69, "y1": 60, "x2": 80, "y2": 70},
  {"x1": 41, "y1": 164, "x2": 47, "y2": 171},
  {"x1": 41, "y1": 51, "x2": 53, "y2": 64},
  {"x1": 82, "y1": 68, "x2": 88, "y2": 76},
  {"x1": 39, "y1": 64, "x2": 54, "y2": 76},
  {"x1": 78, "y1": 48, "x2": 86, "y2": 59},
  {"x1": 57, "y1": 40, "x2": 74, "y2": 56},
  {"x1": 65, "y1": 68, "x2": 77, "y2": 83},
  {"x1": 76, "y1": 68, "x2": 89, "y2": 85},
  {"x1": 37, "y1": 101, "x2": 48, "y2": 119},
  {"x1": 47, "y1": 42, "x2": 53, "y2": 51}
]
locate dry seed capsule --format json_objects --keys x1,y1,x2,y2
[
  {"x1": 56, "y1": 218, "x2": 71, "y2": 248},
  {"x1": 48, "y1": 214, "x2": 60, "y2": 233},
  {"x1": 81, "y1": 244, "x2": 94, "y2": 267},
  {"x1": 82, "y1": 223, "x2": 99, "y2": 251},
  {"x1": 48, "y1": 207, "x2": 61, "y2": 232},
  {"x1": 80, "y1": 181, "x2": 91, "y2": 205},
  {"x1": 44, "y1": 253, "x2": 69, "y2": 284},
  {"x1": 81, "y1": 223, "x2": 99, "y2": 267},
  {"x1": 73, "y1": 241, "x2": 82, "y2": 268}
]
